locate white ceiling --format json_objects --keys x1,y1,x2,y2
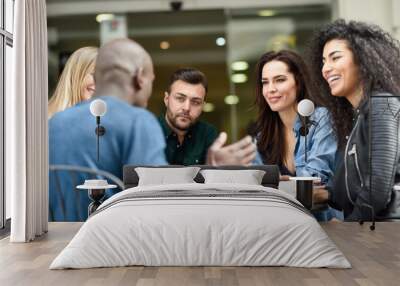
[{"x1": 46, "y1": 0, "x2": 331, "y2": 16}]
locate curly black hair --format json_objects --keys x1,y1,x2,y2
[{"x1": 308, "y1": 19, "x2": 400, "y2": 148}]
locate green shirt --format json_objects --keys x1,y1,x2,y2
[{"x1": 158, "y1": 115, "x2": 218, "y2": 165}]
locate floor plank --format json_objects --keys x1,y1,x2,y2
[{"x1": 0, "y1": 222, "x2": 399, "y2": 286}]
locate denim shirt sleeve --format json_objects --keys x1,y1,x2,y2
[
  {"x1": 128, "y1": 110, "x2": 168, "y2": 166},
  {"x1": 295, "y1": 107, "x2": 337, "y2": 185},
  {"x1": 252, "y1": 150, "x2": 264, "y2": 165}
]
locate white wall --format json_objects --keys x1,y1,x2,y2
[
  {"x1": 47, "y1": 0, "x2": 331, "y2": 16},
  {"x1": 333, "y1": 0, "x2": 399, "y2": 40}
]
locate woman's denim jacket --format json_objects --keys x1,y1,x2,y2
[{"x1": 254, "y1": 107, "x2": 337, "y2": 185}]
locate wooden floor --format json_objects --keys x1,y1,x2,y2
[{"x1": 1, "y1": 222, "x2": 399, "y2": 286}]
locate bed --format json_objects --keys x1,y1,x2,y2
[{"x1": 50, "y1": 165, "x2": 350, "y2": 269}]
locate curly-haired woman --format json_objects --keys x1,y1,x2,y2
[{"x1": 309, "y1": 19, "x2": 400, "y2": 221}]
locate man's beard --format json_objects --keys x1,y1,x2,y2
[{"x1": 167, "y1": 111, "x2": 195, "y2": 132}]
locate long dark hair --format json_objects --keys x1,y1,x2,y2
[
  {"x1": 308, "y1": 19, "x2": 400, "y2": 148},
  {"x1": 255, "y1": 50, "x2": 321, "y2": 166}
]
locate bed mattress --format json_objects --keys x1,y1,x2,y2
[{"x1": 50, "y1": 183, "x2": 350, "y2": 269}]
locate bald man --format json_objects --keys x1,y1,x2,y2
[
  {"x1": 94, "y1": 38, "x2": 155, "y2": 108},
  {"x1": 49, "y1": 39, "x2": 256, "y2": 221},
  {"x1": 49, "y1": 39, "x2": 167, "y2": 221}
]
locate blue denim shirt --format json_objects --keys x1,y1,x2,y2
[
  {"x1": 254, "y1": 107, "x2": 337, "y2": 185},
  {"x1": 49, "y1": 96, "x2": 167, "y2": 221}
]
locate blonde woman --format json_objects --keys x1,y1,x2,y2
[{"x1": 48, "y1": 46, "x2": 98, "y2": 118}]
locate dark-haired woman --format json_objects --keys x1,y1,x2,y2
[
  {"x1": 309, "y1": 19, "x2": 400, "y2": 221},
  {"x1": 253, "y1": 50, "x2": 338, "y2": 220}
]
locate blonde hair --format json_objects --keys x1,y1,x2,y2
[{"x1": 48, "y1": 46, "x2": 98, "y2": 118}]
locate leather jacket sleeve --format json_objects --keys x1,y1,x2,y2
[{"x1": 348, "y1": 93, "x2": 400, "y2": 220}]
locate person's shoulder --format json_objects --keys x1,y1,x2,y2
[
  {"x1": 49, "y1": 101, "x2": 90, "y2": 122},
  {"x1": 195, "y1": 120, "x2": 218, "y2": 136},
  {"x1": 105, "y1": 96, "x2": 155, "y2": 118},
  {"x1": 157, "y1": 114, "x2": 166, "y2": 124},
  {"x1": 313, "y1": 106, "x2": 329, "y2": 116},
  {"x1": 355, "y1": 91, "x2": 400, "y2": 113},
  {"x1": 103, "y1": 96, "x2": 133, "y2": 112},
  {"x1": 197, "y1": 120, "x2": 217, "y2": 131},
  {"x1": 363, "y1": 91, "x2": 400, "y2": 105},
  {"x1": 371, "y1": 91, "x2": 398, "y2": 98},
  {"x1": 312, "y1": 107, "x2": 331, "y2": 122},
  {"x1": 368, "y1": 91, "x2": 400, "y2": 118}
]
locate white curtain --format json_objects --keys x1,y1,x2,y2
[{"x1": 7, "y1": 0, "x2": 48, "y2": 242}]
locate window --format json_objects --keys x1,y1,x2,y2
[
  {"x1": 1, "y1": 0, "x2": 14, "y2": 231},
  {"x1": 5, "y1": 0, "x2": 13, "y2": 33}
]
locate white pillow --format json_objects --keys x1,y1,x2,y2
[
  {"x1": 200, "y1": 169, "x2": 266, "y2": 185},
  {"x1": 135, "y1": 167, "x2": 201, "y2": 186}
]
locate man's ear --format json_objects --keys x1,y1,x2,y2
[
  {"x1": 163, "y1": 91, "x2": 169, "y2": 107},
  {"x1": 132, "y1": 67, "x2": 144, "y2": 91}
]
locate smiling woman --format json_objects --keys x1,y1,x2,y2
[
  {"x1": 254, "y1": 50, "x2": 337, "y2": 187},
  {"x1": 321, "y1": 39, "x2": 361, "y2": 107},
  {"x1": 48, "y1": 46, "x2": 98, "y2": 118},
  {"x1": 309, "y1": 19, "x2": 400, "y2": 222}
]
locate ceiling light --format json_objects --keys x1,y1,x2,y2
[
  {"x1": 224, "y1": 95, "x2": 239, "y2": 105},
  {"x1": 96, "y1": 13, "x2": 115, "y2": 23},
  {"x1": 203, "y1": 102, "x2": 215, "y2": 112},
  {"x1": 160, "y1": 41, "x2": 170, "y2": 50},
  {"x1": 216, "y1": 37, "x2": 226, "y2": 46},
  {"x1": 231, "y1": 61, "x2": 249, "y2": 71},
  {"x1": 258, "y1": 10, "x2": 276, "y2": 17},
  {"x1": 231, "y1": 73, "x2": 248, "y2": 84}
]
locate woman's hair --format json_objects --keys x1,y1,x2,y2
[
  {"x1": 308, "y1": 19, "x2": 400, "y2": 148},
  {"x1": 254, "y1": 50, "x2": 321, "y2": 166},
  {"x1": 48, "y1": 46, "x2": 98, "y2": 118}
]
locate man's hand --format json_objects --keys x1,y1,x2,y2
[
  {"x1": 206, "y1": 132, "x2": 256, "y2": 166},
  {"x1": 313, "y1": 186, "x2": 329, "y2": 204}
]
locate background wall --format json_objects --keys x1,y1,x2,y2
[{"x1": 46, "y1": 0, "x2": 332, "y2": 142}]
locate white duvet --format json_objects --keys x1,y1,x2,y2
[{"x1": 50, "y1": 183, "x2": 351, "y2": 269}]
